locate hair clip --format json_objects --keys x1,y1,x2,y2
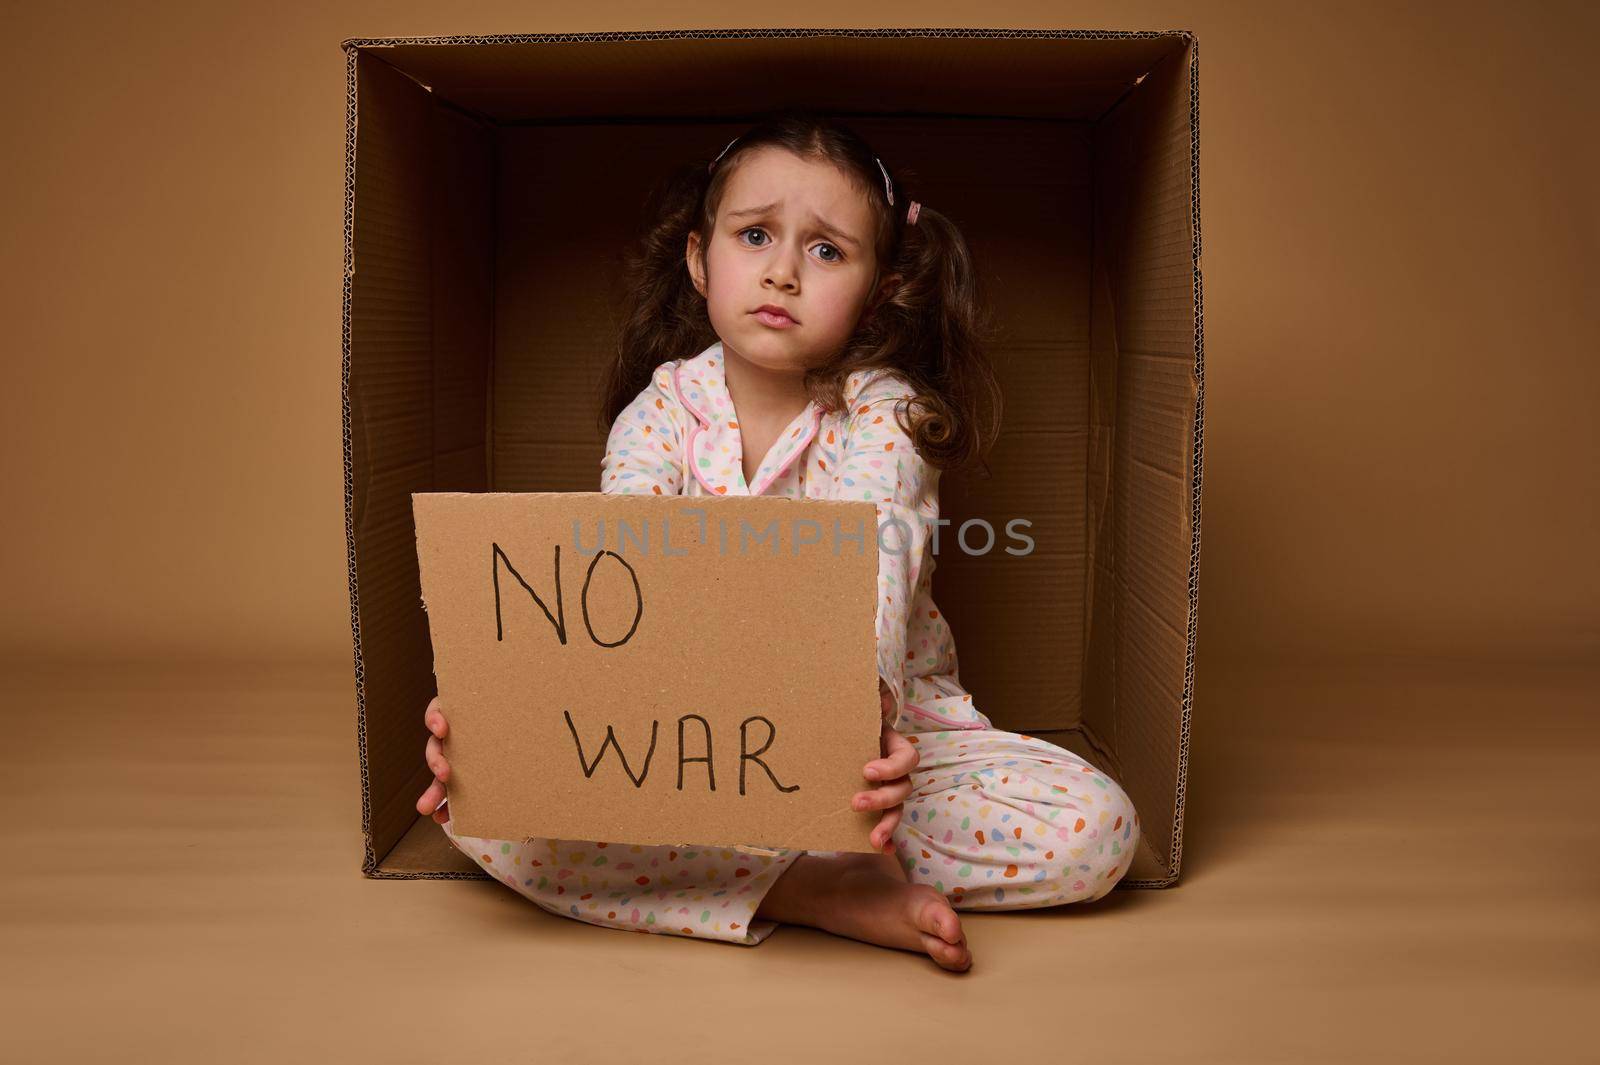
[
  {"x1": 875, "y1": 156, "x2": 895, "y2": 206},
  {"x1": 708, "y1": 136, "x2": 738, "y2": 174}
]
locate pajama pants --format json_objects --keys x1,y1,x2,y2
[{"x1": 440, "y1": 723, "x2": 1141, "y2": 946}]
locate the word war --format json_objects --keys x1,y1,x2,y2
[{"x1": 562, "y1": 711, "x2": 799, "y2": 796}]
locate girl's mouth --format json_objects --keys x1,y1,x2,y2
[{"x1": 752, "y1": 307, "x2": 796, "y2": 328}]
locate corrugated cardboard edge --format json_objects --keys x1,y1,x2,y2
[
  {"x1": 340, "y1": 27, "x2": 1203, "y2": 887},
  {"x1": 1155, "y1": 29, "x2": 1201, "y2": 890}
]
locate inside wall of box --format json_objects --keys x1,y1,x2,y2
[{"x1": 346, "y1": 34, "x2": 1198, "y2": 888}]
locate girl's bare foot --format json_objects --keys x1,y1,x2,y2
[{"x1": 756, "y1": 851, "x2": 972, "y2": 972}]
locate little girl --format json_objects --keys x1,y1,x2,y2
[{"x1": 415, "y1": 110, "x2": 1140, "y2": 972}]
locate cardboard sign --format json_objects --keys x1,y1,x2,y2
[{"x1": 412, "y1": 492, "x2": 884, "y2": 853}]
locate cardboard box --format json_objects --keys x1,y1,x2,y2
[{"x1": 342, "y1": 28, "x2": 1204, "y2": 888}]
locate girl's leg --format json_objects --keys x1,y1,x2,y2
[
  {"x1": 440, "y1": 810, "x2": 802, "y2": 945},
  {"x1": 891, "y1": 728, "x2": 1140, "y2": 909}
]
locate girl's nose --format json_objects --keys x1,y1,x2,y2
[{"x1": 764, "y1": 257, "x2": 800, "y2": 292}]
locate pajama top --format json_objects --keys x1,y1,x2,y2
[{"x1": 601, "y1": 339, "x2": 994, "y2": 737}]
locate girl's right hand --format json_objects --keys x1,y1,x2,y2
[{"x1": 416, "y1": 695, "x2": 451, "y2": 824}]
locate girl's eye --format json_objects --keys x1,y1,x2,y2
[{"x1": 736, "y1": 228, "x2": 845, "y2": 263}]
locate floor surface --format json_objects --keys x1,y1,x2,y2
[{"x1": 5, "y1": 655, "x2": 1594, "y2": 1063}]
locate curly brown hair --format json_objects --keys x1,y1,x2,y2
[{"x1": 599, "y1": 107, "x2": 1002, "y2": 474}]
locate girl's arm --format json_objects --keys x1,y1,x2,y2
[
  {"x1": 833, "y1": 374, "x2": 935, "y2": 727},
  {"x1": 600, "y1": 365, "x2": 686, "y2": 496}
]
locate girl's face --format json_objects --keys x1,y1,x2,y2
[{"x1": 687, "y1": 147, "x2": 896, "y2": 376}]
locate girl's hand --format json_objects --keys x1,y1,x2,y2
[
  {"x1": 416, "y1": 695, "x2": 451, "y2": 824},
  {"x1": 854, "y1": 719, "x2": 919, "y2": 853}
]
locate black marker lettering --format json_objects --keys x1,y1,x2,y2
[
  {"x1": 563, "y1": 709, "x2": 658, "y2": 788},
  {"x1": 676, "y1": 714, "x2": 715, "y2": 791},
  {"x1": 739, "y1": 715, "x2": 799, "y2": 795},
  {"x1": 580, "y1": 549, "x2": 643, "y2": 647},
  {"x1": 492, "y1": 542, "x2": 566, "y2": 644}
]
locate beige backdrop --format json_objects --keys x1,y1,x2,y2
[
  {"x1": 3, "y1": 4, "x2": 1595, "y2": 1063},
  {"x1": 1, "y1": 2, "x2": 1594, "y2": 671}
]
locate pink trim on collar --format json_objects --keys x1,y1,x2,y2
[
  {"x1": 670, "y1": 361, "x2": 724, "y2": 496},
  {"x1": 672, "y1": 352, "x2": 822, "y2": 498},
  {"x1": 748, "y1": 406, "x2": 822, "y2": 497},
  {"x1": 671, "y1": 359, "x2": 713, "y2": 425}
]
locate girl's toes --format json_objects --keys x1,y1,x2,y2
[
  {"x1": 913, "y1": 893, "x2": 964, "y2": 945},
  {"x1": 920, "y1": 932, "x2": 973, "y2": 972}
]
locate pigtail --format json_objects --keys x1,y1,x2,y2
[
  {"x1": 839, "y1": 199, "x2": 1004, "y2": 476},
  {"x1": 598, "y1": 161, "x2": 718, "y2": 437}
]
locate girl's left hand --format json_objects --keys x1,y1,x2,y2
[{"x1": 854, "y1": 718, "x2": 919, "y2": 853}]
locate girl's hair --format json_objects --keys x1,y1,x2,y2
[{"x1": 599, "y1": 107, "x2": 1002, "y2": 474}]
